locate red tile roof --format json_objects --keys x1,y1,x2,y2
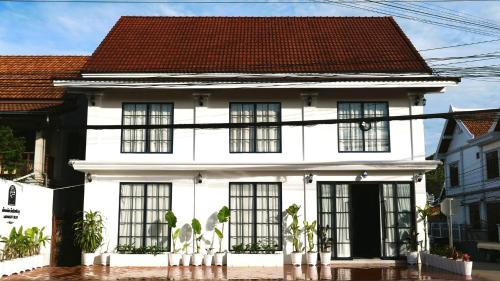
[
  {"x1": 0, "y1": 102, "x2": 62, "y2": 111},
  {"x1": 0, "y1": 56, "x2": 87, "y2": 111},
  {"x1": 462, "y1": 120, "x2": 494, "y2": 138},
  {"x1": 83, "y1": 16, "x2": 431, "y2": 74}
]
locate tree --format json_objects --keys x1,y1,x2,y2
[
  {"x1": 0, "y1": 126, "x2": 25, "y2": 174},
  {"x1": 426, "y1": 155, "x2": 444, "y2": 198}
]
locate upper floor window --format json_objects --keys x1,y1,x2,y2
[
  {"x1": 449, "y1": 162, "x2": 460, "y2": 187},
  {"x1": 486, "y1": 150, "x2": 499, "y2": 180},
  {"x1": 118, "y1": 183, "x2": 172, "y2": 251},
  {"x1": 121, "y1": 103, "x2": 173, "y2": 153},
  {"x1": 338, "y1": 102, "x2": 390, "y2": 152},
  {"x1": 229, "y1": 103, "x2": 281, "y2": 153},
  {"x1": 229, "y1": 182, "x2": 282, "y2": 251}
]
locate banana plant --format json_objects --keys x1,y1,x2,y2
[
  {"x1": 191, "y1": 218, "x2": 203, "y2": 254},
  {"x1": 214, "y1": 206, "x2": 230, "y2": 253},
  {"x1": 165, "y1": 210, "x2": 181, "y2": 253},
  {"x1": 286, "y1": 204, "x2": 303, "y2": 253}
]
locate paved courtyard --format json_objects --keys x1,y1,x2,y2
[{"x1": 2, "y1": 264, "x2": 492, "y2": 280}]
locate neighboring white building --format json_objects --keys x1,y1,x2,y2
[
  {"x1": 56, "y1": 16, "x2": 459, "y2": 262},
  {"x1": 435, "y1": 106, "x2": 500, "y2": 242}
]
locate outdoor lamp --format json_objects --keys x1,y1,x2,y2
[
  {"x1": 195, "y1": 173, "x2": 203, "y2": 184},
  {"x1": 361, "y1": 171, "x2": 368, "y2": 178},
  {"x1": 305, "y1": 173, "x2": 314, "y2": 184}
]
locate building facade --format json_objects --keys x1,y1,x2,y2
[
  {"x1": 57, "y1": 16, "x2": 460, "y2": 262},
  {"x1": 435, "y1": 106, "x2": 500, "y2": 242}
]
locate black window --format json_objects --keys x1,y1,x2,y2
[
  {"x1": 118, "y1": 183, "x2": 172, "y2": 251},
  {"x1": 230, "y1": 103, "x2": 281, "y2": 153},
  {"x1": 121, "y1": 103, "x2": 173, "y2": 153},
  {"x1": 449, "y1": 162, "x2": 460, "y2": 187},
  {"x1": 229, "y1": 183, "x2": 282, "y2": 251},
  {"x1": 338, "y1": 102, "x2": 390, "y2": 152},
  {"x1": 486, "y1": 150, "x2": 499, "y2": 180}
]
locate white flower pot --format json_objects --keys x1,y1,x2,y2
[
  {"x1": 214, "y1": 252, "x2": 225, "y2": 266},
  {"x1": 81, "y1": 253, "x2": 96, "y2": 266},
  {"x1": 419, "y1": 252, "x2": 473, "y2": 276},
  {"x1": 407, "y1": 251, "x2": 419, "y2": 265},
  {"x1": 306, "y1": 252, "x2": 318, "y2": 266},
  {"x1": 169, "y1": 253, "x2": 182, "y2": 266},
  {"x1": 291, "y1": 252, "x2": 303, "y2": 266},
  {"x1": 182, "y1": 254, "x2": 191, "y2": 266},
  {"x1": 319, "y1": 252, "x2": 331, "y2": 265},
  {"x1": 204, "y1": 254, "x2": 213, "y2": 266},
  {"x1": 192, "y1": 253, "x2": 204, "y2": 266}
]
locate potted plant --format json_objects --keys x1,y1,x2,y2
[
  {"x1": 214, "y1": 206, "x2": 230, "y2": 266},
  {"x1": 304, "y1": 220, "x2": 317, "y2": 266},
  {"x1": 405, "y1": 229, "x2": 419, "y2": 265},
  {"x1": 191, "y1": 218, "x2": 204, "y2": 266},
  {"x1": 73, "y1": 210, "x2": 104, "y2": 266},
  {"x1": 318, "y1": 225, "x2": 332, "y2": 265},
  {"x1": 286, "y1": 204, "x2": 303, "y2": 266},
  {"x1": 165, "y1": 210, "x2": 182, "y2": 266},
  {"x1": 181, "y1": 241, "x2": 191, "y2": 266}
]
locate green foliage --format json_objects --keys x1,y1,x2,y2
[
  {"x1": 231, "y1": 240, "x2": 277, "y2": 254},
  {"x1": 318, "y1": 225, "x2": 333, "y2": 252},
  {"x1": 172, "y1": 228, "x2": 181, "y2": 253},
  {"x1": 165, "y1": 210, "x2": 177, "y2": 228},
  {"x1": 73, "y1": 210, "x2": 104, "y2": 253},
  {"x1": 215, "y1": 206, "x2": 230, "y2": 253},
  {"x1": 425, "y1": 162, "x2": 444, "y2": 198},
  {"x1": 0, "y1": 226, "x2": 50, "y2": 260},
  {"x1": 191, "y1": 218, "x2": 203, "y2": 253},
  {"x1": 182, "y1": 241, "x2": 191, "y2": 254},
  {"x1": 286, "y1": 204, "x2": 303, "y2": 253},
  {"x1": 0, "y1": 126, "x2": 25, "y2": 174},
  {"x1": 417, "y1": 203, "x2": 440, "y2": 251},
  {"x1": 404, "y1": 229, "x2": 419, "y2": 252},
  {"x1": 304, "y1": 220, "x2": 316, "y2": 253},
  {"x1": 116, "y1": 245, "x2": 163, "y2": 255}
]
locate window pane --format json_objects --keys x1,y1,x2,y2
[
  {"x1": 229, "y1": 183, "x2": 281, "y2": 250},
  {"x1": 118, "y1": 183, "x2": 171, "y2": 252},
  {"x1": 486, "y1": 151, "x2": 499, "y2": 180},
  {"x1": 230, "y1": 103, "x2": 281, "y2": 153},
  {"x1": 449, "y1": 163, "x2": 460, "y2": 187}
]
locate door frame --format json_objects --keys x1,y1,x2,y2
[{"x1": 316, "y1": 181, "x2": 416, "y2": 260}]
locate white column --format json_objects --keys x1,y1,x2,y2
[{"x1": 33, "y1": 130, "x2": 46, "y2": 183}]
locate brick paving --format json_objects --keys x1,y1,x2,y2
[{"x1": 2, "y1": 265, "x2": 481, "y2": 280}]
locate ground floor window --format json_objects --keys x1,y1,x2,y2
[
  {"x1": 118, "y1": 183, "x2": 172, "y2": 251},
  {"x1": 229, "y1": 183, "x2": 282, "y2": 251}
]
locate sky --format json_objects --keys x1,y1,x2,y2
[{"x1": 1, "y1": 1, "x2": 499, "y2": 156}]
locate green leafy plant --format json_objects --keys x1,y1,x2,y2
[
  {"x1": 417, "y1": 204, "x2": 440, "y2": 251},
  {"x1": 0, "y1": 125, "x2": 25, "y2": 174},
  {"x1": 165, "y1": 210, "x2": 180, "y2": 253},
  {"x1": 73, "y1": 210, "x2": 104, "y2": 253},
  {"x1": 182, "y1": 241, "x2": 191, "y2": 254},
  {"x1": 304, "y1": 220, "x2": 317, "y2": 253},
  {"x1": 230, "y1": 241, "x2": 277, "y2": 254},
  {"x1": 286, "y1": 204, "x2": 303, "y2": 253},
  {"x1": 1, "y1": 226, "x2": 50, "y2": 260},
  {"x1": 116, "y1": 244, "x2": 163, "y2": 255},
  {"x1": 318, "y1": 225, "x2": 332, "y2": 252},
  {"x1": 191, "y1": 218, "x2": 203, "y2": 254},
  {"x1": 214, "y1": 206, "x2": 230, "y2": 253},
  {"x1": 404, "y1": 229, "x2": 419, "y2": 252}
]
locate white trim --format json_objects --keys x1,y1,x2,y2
[
  {"x1": 81, "y1": 72, "x2": 437, "y2": 79},
  {"x1": 69, "y1": 159, "x2": 441, "y2": 173},
  {"x1": 54, "y1": 80, "x2": 457, "y2": 90}
]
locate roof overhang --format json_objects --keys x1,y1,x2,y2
[{"x1": 70, "y1": 159, "x2": 441, "y2": 173}]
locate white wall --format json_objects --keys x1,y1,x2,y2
[
  {"x1": 85, "y1": 88, "x2": 425, "y2": 164},
  {"x1": 0, "y1": 179, "x2": 53, "y2": 264},
  {"x1": 84, "y1": 170, "x2": 426, "y2": 262}
]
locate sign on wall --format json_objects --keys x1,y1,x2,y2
[{"x1": 1, "y1": 181, "x2": 21, "y2": 224}]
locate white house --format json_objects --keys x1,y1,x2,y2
[
  {"x1": 435, "y1": 106, "x2": 500, "y2": 242},
  {"x1": 56, "y1": 16, "x2": 460, "y2": 263}
]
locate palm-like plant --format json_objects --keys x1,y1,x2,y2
[
  {"x1": 214, "y1": 206, "x2": 230, "y2": 253},
  {"x1": 304, "y1": 220, "x2": 317, "y2": 253},
  {"x1": 286, "y1": 204, "x2": 303, "y2": 253},
  {"x1": 417, "y1": 203, "x2": 439, "y2": 251},
  {"x1": 73, "y1": 210, "x2": 104, "y2": 253}
]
